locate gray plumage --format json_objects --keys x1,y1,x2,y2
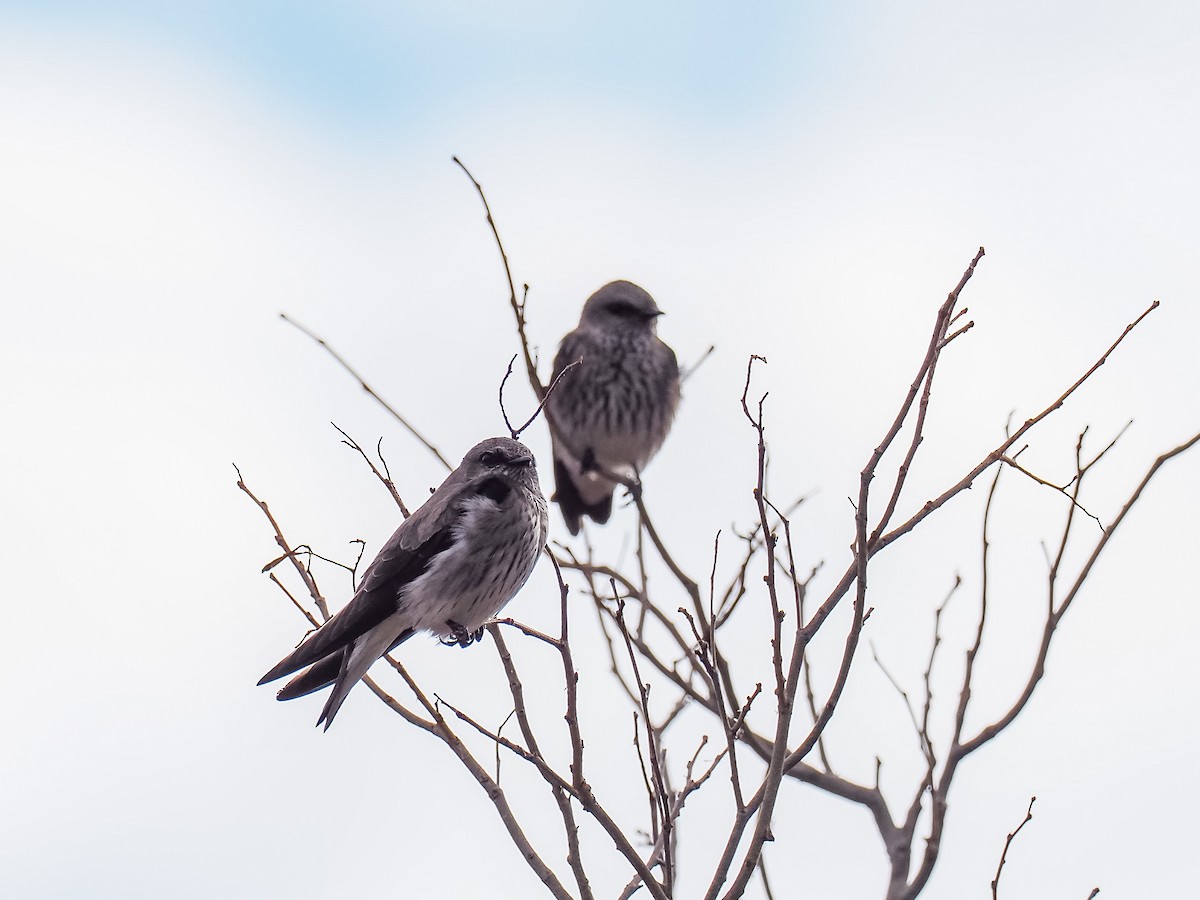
[
  {"x1": 547, "y1": 280, "x2": 680, "y2": 535},
  {"x1": 259, "y1": 437, "x2": 548, "y2": 729}
]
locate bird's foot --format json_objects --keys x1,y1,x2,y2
[
  {"x1": 619, "y1": 472, "x2": 644, "y2": 507},
  {"x1": 624, "y1": 476, "x2": 643, "y2": 503},
  {"x1": 441, "y1": 620, "x2": 485, "y2": 648}
]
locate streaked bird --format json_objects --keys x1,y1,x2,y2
[
  {"x1": 259, "y1": 437, "x2": 549, "y2": 729},
  {"x1": 547, "y1": 280, "x2": 680, "y2": 535}
]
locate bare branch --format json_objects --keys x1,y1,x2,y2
[
  {"x1": 958, "y1": 428, "x2": 1200, "y2": 757},
  {"x1": 869, "y1": 247, "x2": 984, "y2": 545},
  {"x1": 500, "y1": 354, "x2": 584, "y2": 440},
  {"x1": 681, "y1": 343, "x2": 717, "y2": 383},
  {"x1": 490, "y1": 624, "x2": 594, "y2": 900},
  {"x1": 279, "y1": 313, "x2": 452, "y2": 471},
  {"x1": 990, "y1": 796, "x2": 1035, "y2": 900},
  {"x1": 453, "y1": 157, "x2": 545, "y2": 401},
  {"x1": 250, "y1": 231, "x2": 1185, "y2": 900},
  {"x1": 678, "y1": 605, "x2": 748, "y2": 811},
  {"x1": 999, "y1": 452, "x2": 1103, "y2": 531},
  {"x1": 614, "y1": 591, "x2": 674, "y2": 892},
  {"x1": 618, "y1": 738, "x2": 730, "y2": 900},
  {"x1": 874, "y1": 299, "x2": 1160, "y2": 555},
  {"x1": 870, "y1": 642, "x2": 926, "y2": 758},
  {"x1": 267, "y1": 572, "x2": 320, "y2": 629},
  {"x1": 634, "y1": 492, "x2": 704, "y2": 625},
  {"x1": 235, "y1": 464, "x2": 330, "y2": 620},
  {"x1": 332, "y1": 422, "x2": 410, "y2": 515}
]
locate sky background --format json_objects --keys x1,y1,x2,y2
[{"x1": 2, "y1": 2, "x2": 1198, "y2": 898}]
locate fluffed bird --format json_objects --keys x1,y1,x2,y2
[
  {"x1": 547, "y1": 280, "x2": 680, "y2": 535},
  {"x1": 259, "y1": 436, "x2": 548, "y2": 729}
]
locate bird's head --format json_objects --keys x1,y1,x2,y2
[
  {"x1": 464, "y1": 437, "x2": 541, "y2": 489},
  {"x1": 579, "y1": 280, "x2": 664, "y2": 334}
]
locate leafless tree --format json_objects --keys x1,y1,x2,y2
[{"x1": 239, "y1": 162, "x2": 1197, "y2": 899}]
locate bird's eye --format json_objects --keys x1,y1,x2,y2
[
  {"x1": 606, "y1": 301, "x2": 637, "y2": 317},
  {"x1": 479, "y1": 450, "x2": 500, "y2": 466}
]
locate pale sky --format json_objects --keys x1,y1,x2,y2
[{"x1": 1, "y1": 3, "x2": 1198, "y2": 898}]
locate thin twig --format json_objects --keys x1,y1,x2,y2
[
  {"x1": 279, "y1": 313, "x2": 452, "y2": 470},
  {"x1": 991, "y1": 796, "x2": 1036, "y2": 899},
  {"x1": 453, "y1": 157, "x2": 545, "y2": 401},
  {"x1": 870, "y1": 642, "x2": 926, "y2": 756},
  {"x1": 235, "y1": 464, "x2": 329, "y2": 620},
  {"x1": 332, "y1": 422, "x2": 410, "y2": 515},
  {"x1": 681, "y1": 343, "x2": 717, "y2": 383},
  {"x1": 999, "y1": 454, "x2": 1103, "y2": 531},
  {"x1": 614, "y1": 591, "x2": 674, "y2": 893},
  {"x1": 499, "y1": 353, "x2": 584, "y2": 440},
  {"x1": 874, "y1": 299, "x2": 1160, "y2": 555},
  {"x1": 490, "y1": 624, "x2": 594, "y2": 900}
]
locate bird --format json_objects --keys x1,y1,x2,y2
[
  {"x1": 547, "y1": 280, "x2": 680, "y2": 535},
  {"x1": 258, "y1": 436, "x2": 549, "y2": 729}
]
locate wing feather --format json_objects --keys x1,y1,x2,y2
[
  {"x1": 258, "y1": 464, "x2": 514, "y2": 687},
  {"x1": 257, "y1": 465, "x2": 478, "y2": 685}
]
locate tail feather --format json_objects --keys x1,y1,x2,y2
[
  {"x1": 316, "y1": 621, "x2": 415, "y2": 730},
  {"x1": 587, "y1": 492, "x2": 613, "y2": 526},
  {"x1": 316, "y1": 649, "x2": 356, "y2": 731},
  {"x1": 552, "y1": 457, "x2": 613, "y2": 535},
  {"x1": 276, "y1": 652, "x2": 343, "y2": 701},
  {"x1": 274, "y1": 628, "x2": 417, "y2": 730}
]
